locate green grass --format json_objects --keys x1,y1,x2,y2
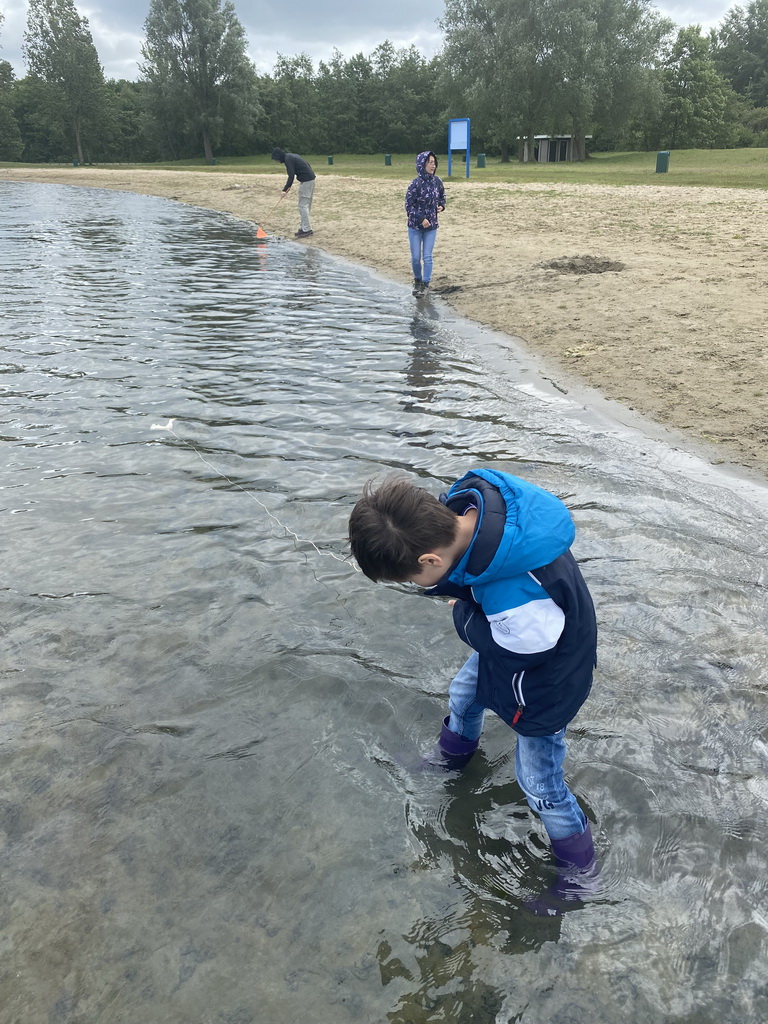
[{"x1": 5, "y1": 147, "x2": 768, "y2": 188}]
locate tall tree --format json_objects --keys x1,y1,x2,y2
[
  {"x1": 104, "y1": 79, "x2": 158, "y2": 162},
  {"x1": 0, "y1": 69, "x2": 23, "y2": 160},
  {"x1": 23, "y1": 0, "x2": 107, "y2": 163},
  {"x1": 140, "y1": 0, "x2": 260, "y2": 162},
  {"x1": 315, "y1": 51, "x2": 355, "y2": 152},
  {"x1": 268, "y1": 53, "x2": 321, "y2": 151},
  {"x1": 441, "y1": 0, "x2": 669, "y2": 162},
  {"x1": 314, "y1": 50, "x2": 381, "y2": 153},
  {"x1": 341, "y1": 52, "x2": 378, "y2": 152},
  {"x1": 657, "y1": 25, "x2": 735, "y2": 149},
  {"x1": 712, "y1": 0, "x2": 768, "y2": 107},
  {"x1": 550, "y1": 0, "x2": 671, "y2": 160},
  {"x1": 372, "y1": 42, "x2": 443, "y2": 153},
  {"x1": 441, "y1": 0, "x2": 558, "y2": 162}
]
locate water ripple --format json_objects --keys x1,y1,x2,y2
[{"x1": 3, "y1": 180, "x2": 768, "y2": 1024}]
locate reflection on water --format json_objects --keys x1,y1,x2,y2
[
  {"x1": 2, "y1": 181, "x2": 768, "y2": 1024},
  {"x1": 404, "y1": 304, "x2": 445, "y2": 408}
]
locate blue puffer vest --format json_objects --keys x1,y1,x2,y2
[{"x1": 426, "y1": 469, "x2": 597, "y2": 736}]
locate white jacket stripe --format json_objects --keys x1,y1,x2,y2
[
  {"x1": 512, "y1": 672, "x2": 526, "y2": 706},
  {"x1": 487, "y1": 598, "x2": 565, "y2": 654}
]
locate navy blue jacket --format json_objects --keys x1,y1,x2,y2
[{"x1": 426, "y1": 469, "x2": 597, "y2": 736}]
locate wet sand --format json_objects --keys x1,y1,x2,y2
[{"x1": 4, "y1": 165, "x2": 766, "y2": 478}]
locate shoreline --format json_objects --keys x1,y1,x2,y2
[{"x1": 3, "y1": 165, "x2": 767, "y2": 481}]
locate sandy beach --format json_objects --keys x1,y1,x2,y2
[{"x1": 4, "y1": 165, "x2": 766, "y2": 479}]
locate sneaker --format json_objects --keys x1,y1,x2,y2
[{"x1": 295, "y1": 229, "x2": 314, "y2": 238}]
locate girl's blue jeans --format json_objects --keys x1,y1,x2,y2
[
  {"x1": 448, "y1": 652, "x2": 587, "y2": 841},
  {"x1": 408, "y1": 226, "x2": 437, "y2": 282}
]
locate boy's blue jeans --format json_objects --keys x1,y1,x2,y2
[
  {"x1": 448, "y1": 652, "x2": 587, "y2": 841},
  {"x1": 408, "y1": 226, "x2": 437, "y2": 282}
]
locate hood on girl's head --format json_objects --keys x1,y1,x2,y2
[
  {"x1": 416, "y1": 151, "x2": 438, "y2": 175},
  {"x1": 271, "y1": 147, "x2": 286, "y2": 162}
]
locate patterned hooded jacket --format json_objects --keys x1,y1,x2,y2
[{"x1": 405, "y1": 151, "x2": 446, "y2": 230}]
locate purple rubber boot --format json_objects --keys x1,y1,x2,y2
[
  {"x1": 421, "y1": 717, "x2": 479, "y2": 771},
  {"x1": 436, "y1": 720, "x2": 479, "y2": 770},
  {"x1": 526, "y1": 822, "x2": 599, "y2": 917},
  {"x1": 552, "y1": 822, "x2": 596, "y2": 872},
  {"x1": 394, "y1": 718, "x2": 479, "y2": 773}
]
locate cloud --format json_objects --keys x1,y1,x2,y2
[
  {"x1": 81, "y1": 10, "x2": 148, "y2": 78},
  {"x1": 0, "y1": 0, "x2": 734, "y2": 83},
  {"x1": 654, "y1": 0, "x2": 731, "y2": 30},
  {"x1": 1, "y1": 3, "x2": 28, "y2": 74},
  {"x1": 247, "y1": 27, "x2": 445, "y2": 76},
  {"x1": 1, "y1": 0, "x2": 445, "y2": 79}
]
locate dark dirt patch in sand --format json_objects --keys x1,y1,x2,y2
[{"x1": 539, "y1": 254, "x2": 626, "y2": 274}]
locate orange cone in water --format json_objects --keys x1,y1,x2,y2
[{"x1": 255, "y1": 225, "x2": 268, "y2": 239}]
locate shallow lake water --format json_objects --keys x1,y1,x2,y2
[{"x1": 2, "y1": 180, "x2": 768, "y2": 1024}]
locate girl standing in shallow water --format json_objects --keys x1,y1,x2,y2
[{"x1": 405, "y1": 151, "x2": 446, "y2": 297}]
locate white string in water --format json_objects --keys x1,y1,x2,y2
[{"x1": 150, "y1": 418, "x2": 360, "y2": 571}]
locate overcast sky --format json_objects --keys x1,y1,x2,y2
[{"x1": 0, "y1": 0, "x2": 735, "y2": 82}]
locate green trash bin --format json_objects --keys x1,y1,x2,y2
[
  {"x1": 385, "y1": 154, "x2": 391, "y2": 166},
  {"x1": 477, "y1": 153, "x2": 486, "y2": 168},
  {"x1": 655, "y1": 150, "x2": 670, "y2": 174},
  {"x1": 327, "y1": 155, "x2": 334, "y2": 165}
]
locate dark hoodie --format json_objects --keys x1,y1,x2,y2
[
  {"x1": 271, "y1": 148, "x2": 316, "y2": 191},
  {"x1": 405, "y1": 150, "x2": 446, "y2": 230}
]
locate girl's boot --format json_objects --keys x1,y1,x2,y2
[{"x1": 412, "y1": 279, "x2": 423, "y2": 296}]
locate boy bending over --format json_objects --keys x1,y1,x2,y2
[{"x1": 348, "y1": 468, "x2": 598, "y2": 903}]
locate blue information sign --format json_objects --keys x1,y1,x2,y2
[{"x1": 447, "y1": 118, "x2": 470, "y2": 178}]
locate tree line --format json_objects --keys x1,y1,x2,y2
[{"x1": 1, "y1": 0, "x2": 768, "y2": 164}]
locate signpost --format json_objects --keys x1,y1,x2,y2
[{"x1": 447, "y1": 117, "x2": 470, "y2": 179}]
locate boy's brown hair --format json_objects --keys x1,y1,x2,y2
[{"x1": 348, "y1": 475, "x2": 459, "y2": 582}]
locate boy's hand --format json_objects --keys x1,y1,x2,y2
[{"x1": 448, "y1": 600, "x2": 457, "y2": 607}]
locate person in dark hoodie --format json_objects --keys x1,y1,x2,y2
[
  {"x1": 271, "y1": 147, "x2": 316, "y2": 238},
  {"x1": 348, "y1": 468, "x2": 599, "y2": 911},
  {"x1": 405, "y1": 150, "x2": 446, "y2": 296}
]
